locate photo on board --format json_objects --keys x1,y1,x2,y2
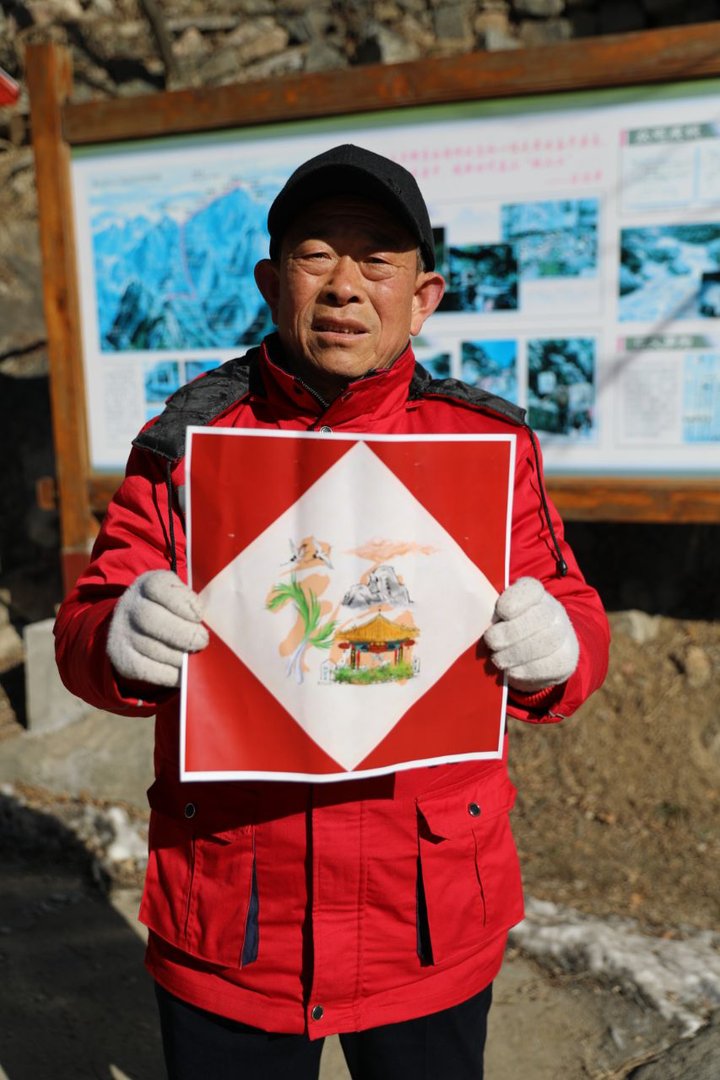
[
  {"x1": 438, "y1": 243, "x2": 518, "y2": 313},
  {"x1": 619, "y1": 223, "x2": 720, "y2": 323},
  {"x1": 143, "y1": 360, "x2": 180, "y2": 420},
  {"x1": 500, "y1": 198, "x2": 599, "y2": 281},
  {"x1": 527, "y1": 337, "x2": 596, "y2": 439},
  {"x1": 461, "y1": 339, "x2": 519, "y2": 404}
]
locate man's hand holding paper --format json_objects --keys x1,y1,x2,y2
[
  {"x1": 107, "y1": 569, "x2": 208, "y2": 688},
  {"x1": 484, "y1": 576, "x2": 579, "y2": 692}
]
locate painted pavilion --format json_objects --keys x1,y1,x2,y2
[{"x1": 333, "y1": 613, "x2": 420, "y2": 670}]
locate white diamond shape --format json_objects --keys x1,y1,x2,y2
[{"x1": 200, "y1": 441, "x2": 498, "y2": 771}]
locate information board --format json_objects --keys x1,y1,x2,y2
[
  {"x1": 25, "y1": 28, "x2": 720, "y2": 589},
  {"x1": 70, "y1": 85, "x2": 720, "y2": 477}
]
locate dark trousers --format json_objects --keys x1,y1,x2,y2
[{"x1": 155, "y1": 981, "x2": 492, "y2": 1080}]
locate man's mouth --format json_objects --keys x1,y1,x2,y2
[{"x1": 312, "y1": 319, "x2": 367, "y2": 336}]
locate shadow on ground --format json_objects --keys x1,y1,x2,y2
[
  {"x1": 565, "y1": 521, "x2": 720, "y2": 621},
  {"x1": 0, "y1": 793, "x2": 164, "y2": 1080}
]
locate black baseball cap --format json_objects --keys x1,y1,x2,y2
[{"x1": 267, "y1": 144, "x2": 436, "y2": 270}]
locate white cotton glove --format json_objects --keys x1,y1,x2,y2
[
  {"x1": 483, "y1": 577, "x2": 579, "y2": 693},
  {"x1": 106, "y1": 570, "x2": 209, "y2": 689}
]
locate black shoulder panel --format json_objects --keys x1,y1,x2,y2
[
  {"x1": 133, "y1": 349, "x2": 261, "y2": 461},
  {"x1": 409, "y1": 363, "x2": 526, "y2": 425}
]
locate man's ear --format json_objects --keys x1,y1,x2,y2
[
  {"x1": 410, "y1": 272, "x2": 446, "y2": 336},
  {"x1": 254, "y1": 259, "x2": 280, "y2": 322}
]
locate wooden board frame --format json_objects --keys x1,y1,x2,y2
[{"x1": 26, "y1": 24, "x2": 720, "y2": 589}]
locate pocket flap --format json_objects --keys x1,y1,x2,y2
[
  {"x1": 417, "y1": 772, "x2": 516, "y2": 840},
  {"x1": 147, "y1": 774, "x2": 258, "y2": 837}
]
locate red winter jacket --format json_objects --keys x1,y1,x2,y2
[{"x1": 54, "y1": 337, "x2": 609, "y2": 1037}]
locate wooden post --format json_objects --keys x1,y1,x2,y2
[{"x1": 26, "y1": 43, "x2": 96, "y2": 594}]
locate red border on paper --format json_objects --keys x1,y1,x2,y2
[{"x1": 182, "y1": 430, "x2": 514, "y2": 782}]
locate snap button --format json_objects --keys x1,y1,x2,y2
[
  {"x1": 311, "y1": 1004, "x2": 324, "y2": 1021},
  {"x1": 467, "y1": 802, "x2": 481, "y2": 817},
  {"x1": 184, "y1": 802, "x2": 197, "y2": 819},
  {"x1": 318, "y1": 425, "x2": 333, "y2": 434}
]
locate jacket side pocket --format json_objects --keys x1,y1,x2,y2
[
  {"x1": 416, "y1": 772, "x2": 523, "y2": 965},
  {"x1": 139, "y1": 779, "x2": 258, "y2": 970}
]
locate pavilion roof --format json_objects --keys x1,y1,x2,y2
[{"x1": 335, "y1": 613, "x2": 419, "y2": 644}]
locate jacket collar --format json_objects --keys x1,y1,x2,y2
[{"x1": 257, "y1": 333, "x2": 417, "y2": 427}]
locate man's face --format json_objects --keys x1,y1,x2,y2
[{"x1": 255, "y1": 196, "x2": 444, "y2": 397}]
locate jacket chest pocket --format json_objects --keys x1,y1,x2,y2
[
  {"x1": 139, "y1": 782, "x2": 259, "y2": 970},
  {"x1": 416, "y1": 774, "x2": 524, "y2": 965}
]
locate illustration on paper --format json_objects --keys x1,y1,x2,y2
[
  {"x1": 196, "y1": 438, "x2": 503, "y2": 774},
  {"x1": 329, "y1": 611, "x2": 420, "y2": 686},
  {"x1": 266, "y1": 536, "x2": 426, "y2": 688},
  {"x1": 266, "y1": 536, "x2": 337, "y2": 685}
]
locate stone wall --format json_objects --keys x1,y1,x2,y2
[{"x1": 2, "y1": 0, "x2": 720, "y2": 126}]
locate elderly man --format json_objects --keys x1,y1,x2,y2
[{"x1": 55, "y1": 145, "x2": 609, "y2": 1080}]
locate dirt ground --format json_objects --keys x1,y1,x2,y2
[
  {"x1": 0, "y1": 799, "x2": 692, "y2": 1080},
  {"x1": 510, "y1": 608, "x2": 720, "y2": 936}
]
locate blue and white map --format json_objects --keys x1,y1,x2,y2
[{"x1": 88, "y1": 165, "x2": 281, "y2": 352}]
